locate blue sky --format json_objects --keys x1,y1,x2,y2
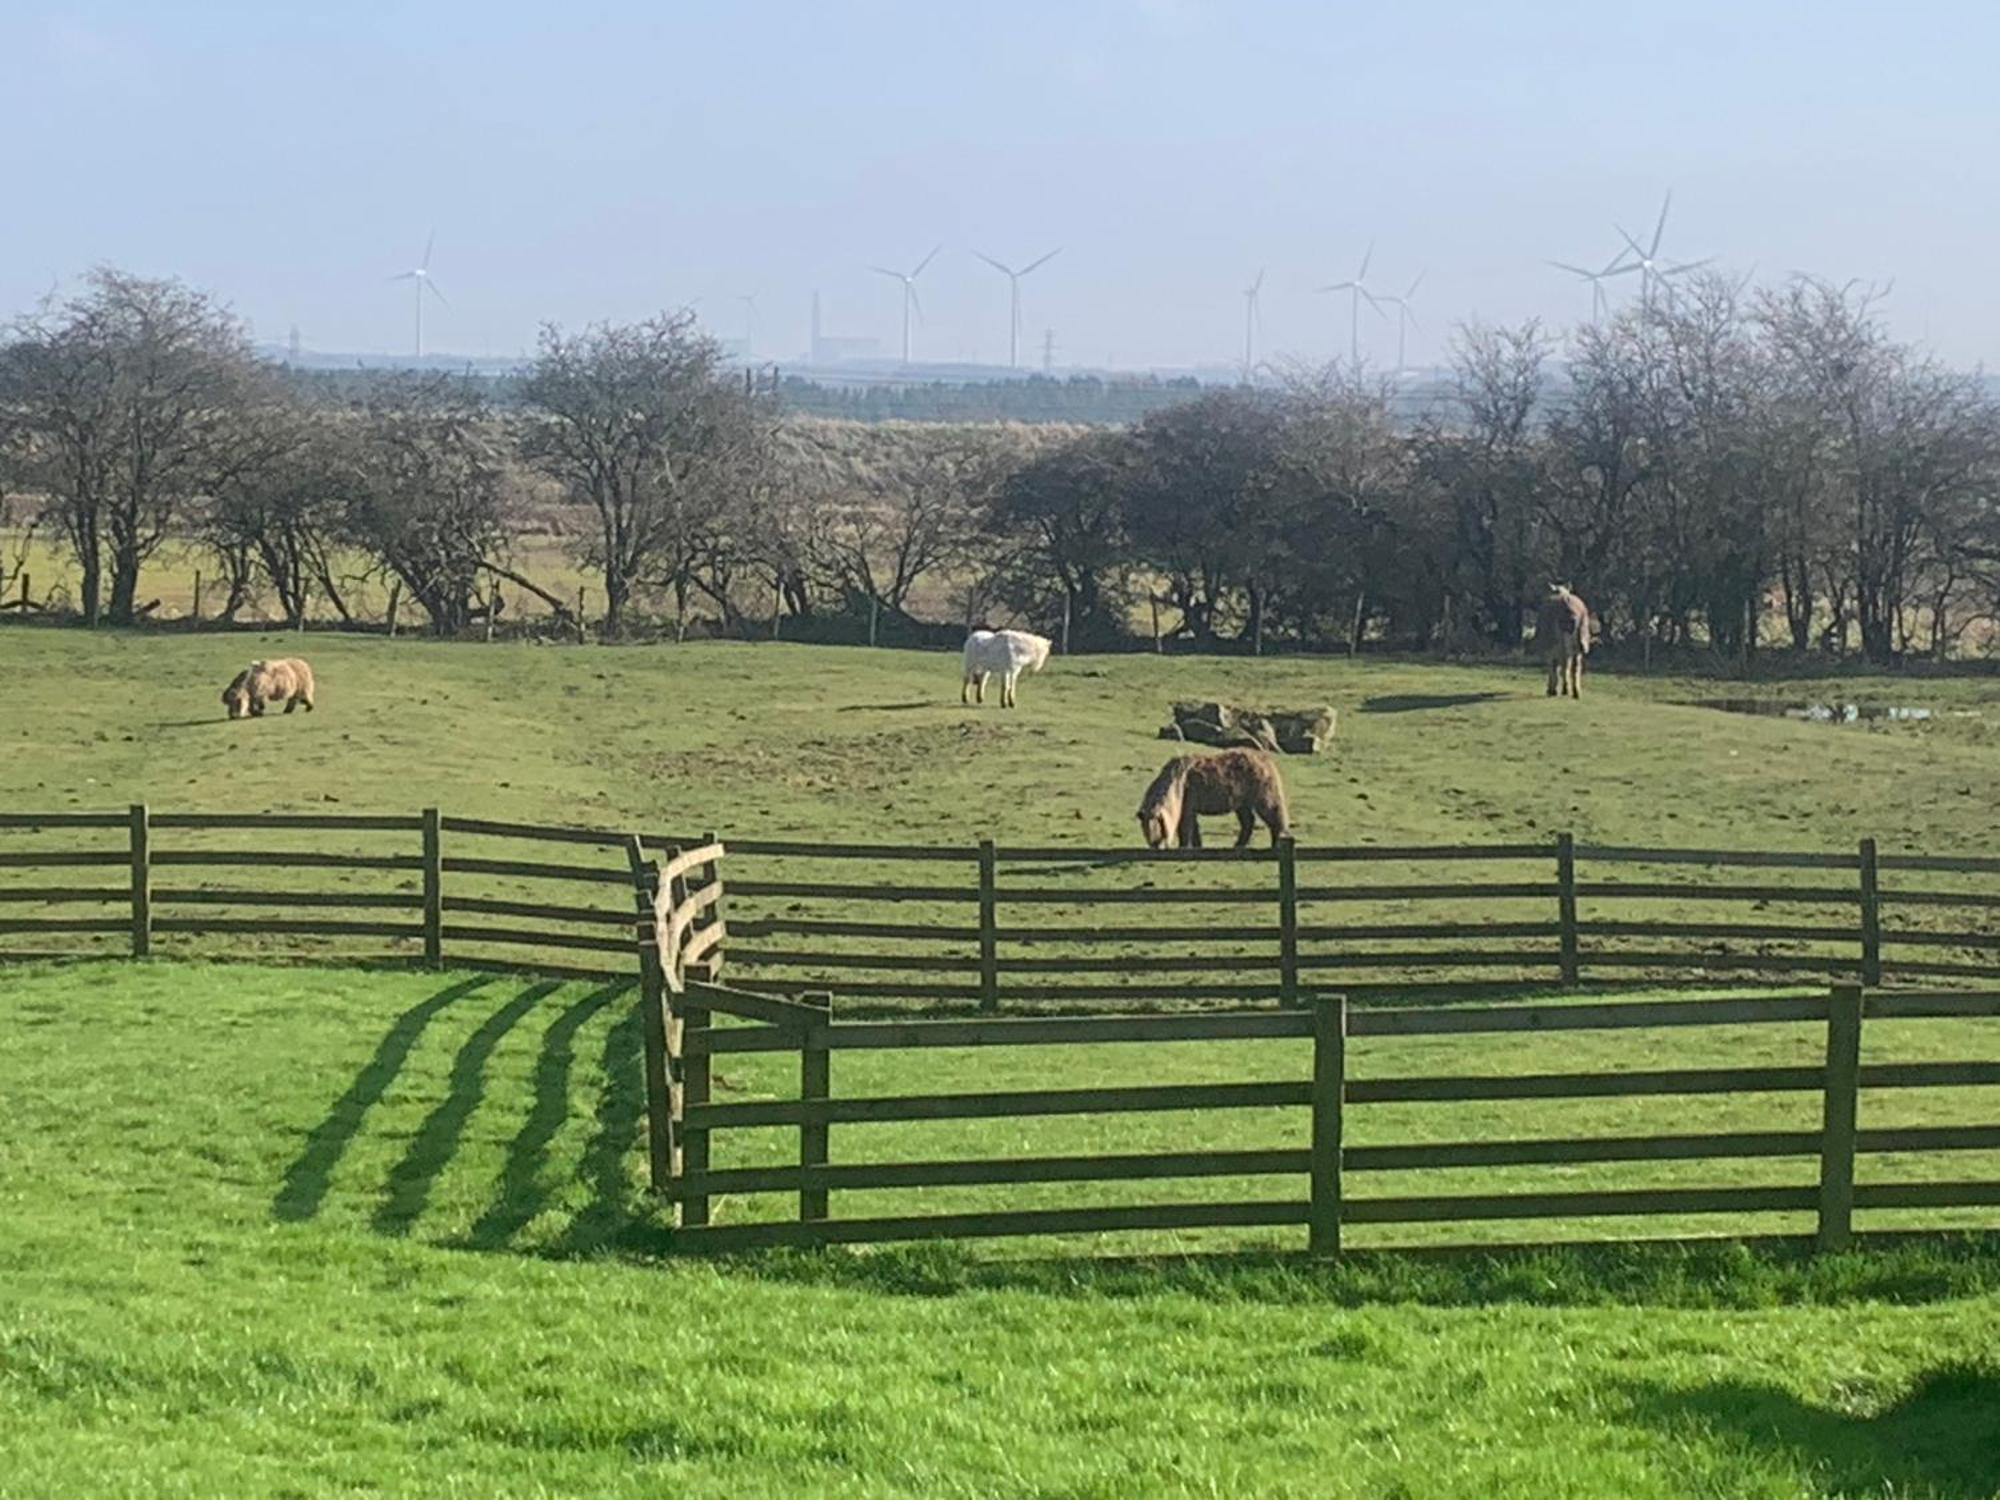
[{"x1": 3, "y1": 1, "x2": 1993, "y2": 370}]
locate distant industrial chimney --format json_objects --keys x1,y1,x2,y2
[
  {"x1": 810, "y1": 291, "x2": 822, "y2": 364},
  {"x1": 287, "y1": 324, "x2": 302, "y2": 365}
]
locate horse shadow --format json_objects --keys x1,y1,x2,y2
[
  {"x1": 1359, "y1": 693, "x2": 1507, "y2": 714},
  {"x1": 835, "y1": 701, "x2": 937, "y2": 713},
  {"x1": 1621, "y1": 1366, "x2": 2000, "y2": 1498}
]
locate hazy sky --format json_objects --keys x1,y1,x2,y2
[{"x1": 4, "y1": 1, "x2": 1995, "y2": 371}]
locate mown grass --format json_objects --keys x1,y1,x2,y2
[{"x1": 3, "y1": 960, "x2": 2000, "y2": 1498}]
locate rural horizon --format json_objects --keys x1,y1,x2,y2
[{"x1": 6, "y1": 4, "x2": 2000, "y2": 1497}]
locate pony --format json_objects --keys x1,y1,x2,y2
[
  {"x1": 1137, "y1": 749, "x2": 1291, "y2": 849},
  {"x1": 1537, "y1": 584, "x2": 1592, "y2": 699},
  {"x1": 222, "y1": 658, "x2": 316, "y2": 720},
  {"x1": 961, "y1": 629, "x2": 1053, "y2": 708}
]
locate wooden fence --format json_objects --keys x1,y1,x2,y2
[
  {"x1": 0, "y1": 808, "x2": 654, "y2": 984},
  {"x1": 8, "y1": 814, "x2": 2000, "y2": 1001},
  {"x1": 3, "y1": 808, "x2": 1997, "y2": 1255},
  {"x1": 708, "y1": 834, "x2": 2000, "y2": 1006},
  {"x1": 632, "y1": 978, "x2": 2000, "y2": 1253}
]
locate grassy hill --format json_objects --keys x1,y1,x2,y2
[{"x1": 5, "y1": 627, "x2": 2000, "y2": 856}]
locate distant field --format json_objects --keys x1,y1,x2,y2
[{"x1": 0, "y1": 529, "x2": 592, "y2": 624}]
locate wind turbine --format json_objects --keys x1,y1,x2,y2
[
  {"x1": 973, "y1": 248, "x2": 1060, "y2": 369},
  {"x1": 389, "y1": 233, "x2": 447, "y2": 360},
  {"x1": 1547, "y1": 246, "x2": 1637, "y2": 323},
  {"x1": 1614, "y1": 193, "x2": 1712, "y2": 310},
  {"x1": 1241, "y1": 268, "x2": 1265, "y2": 383},
  {"x1": 869, "y1": 245, "x2": 942, "y2": 365},
  {"x1": 1317, "y1": 243, "x2": 1387, "y2": 369},
  {"x1": 1380, "y1": 270, "x2": 1425, "y2": 374}
]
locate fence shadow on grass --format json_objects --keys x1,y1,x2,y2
[
  {"x1": 463, "y1": 980, "x2": 632, "y2": 1250},
  {"x1": 699, "y1": 1236, "x2": 2000, "y2": 1310},
  {"x1": 373, "y1": 979, "x2": 560, "y2": 1236},
  {"x1": 1623, "y1": 1364, "x2": 2000, "y2": 1499},
  {"x1": 274, "y1": 974, "x2": 497, "y2": 1223},
  {"x1": 550, "y1": 995, "x2": 675, "y2": 1258}
]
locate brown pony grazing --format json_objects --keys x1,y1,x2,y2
[
  {"x1": 222, "y1": 658, "x2": 316, "y2": 720},
  {"x1": 1537, "y1": 583, "x2": 1592, "y2": 699},
  {"x1": 1137, "y1": 749, "x2": 1291, "y2": 849}
]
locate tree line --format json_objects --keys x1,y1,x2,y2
[{"x1": 3, "y1": 266, "x2": 1996, "y2": 663}]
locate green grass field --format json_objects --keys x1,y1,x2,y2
[
  {"x1": 5, "y1": 627, "x2": 2000, "y2": 1494},
  {"x1": 6, "y1": 625, "x2": 2000, "y2": 851},
  {"x1": 4, "y1": 960, "x2": 2000, "y2": 1498}
]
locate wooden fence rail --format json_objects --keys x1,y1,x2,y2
[
  {"x1": 0, "y1": 805, "x2": 678, "y2": 985},
  {"x1": 4, "y1": 809, "x2": 1998, "y2": 1257},
  {"x1": 13, "y1": 814, "x2": 2000, "y2": 1005},
  {"x1": 650, "y1": 981, "x2": 2000, "y2": 1255},
  {"x1": 700, "y1": 833, "x2": 2000, "y2": 1007}
]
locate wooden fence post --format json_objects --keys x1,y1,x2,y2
[
  {"x1": 624, "y1": 840, "x2": 678, "y2": 1198},
  {"x1": 1308, "y1": 993, "x2": 1346, "y2": 1255},
  {"x1": 800, "y1": 997, "x2": 832, "y2": 1225},
  {"x1": 1858, "y1": 838, "x2": 1882, "y2": 987},
  {"x1": 639, "y1": 912, "x2": 677, "y2": 1193},
  {"x1": 1556, "y1": 832, "x2": 1580, "y2": 986},
  {"x1": 421, "y1": 807, "x2": 443, "y2": 968},
  {"x1": 128, "y1": 803, "x2": 151, "y2": 958},
  {"x1": 681, "y1": 994, "x2": 711, "y2": 1229},
  {"x1": 1816, "y1": 983, "x2": 1865, "y2": 1252},
  {"x1": 978, "y1": 840, "x2": 999, "y2": 1012},
  {"x1": 1278, "y1": 836, "x2": 1299, "y2": 1009}
]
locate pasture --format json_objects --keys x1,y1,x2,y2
[
  {"x1": 5, "y1": 627, "x2": 2000, "y2": 1494},
  {"x1": 7, "y1": 626, "x2": 2000, "y2": 852}
]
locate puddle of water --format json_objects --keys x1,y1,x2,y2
[{"x1": 1688, "y1": 699, "x2": 1977, "y2": 724}]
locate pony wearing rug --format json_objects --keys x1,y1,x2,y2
[
  {"x1": 961, "y1": 628, "x2": 1053, "y2": 708},
  {"x1": 1537, "y1": 584, "x2": 1592, "y2": 699},
  {"x1": 1137, "y1": 749, "x2": 1291, "y2": 849}
]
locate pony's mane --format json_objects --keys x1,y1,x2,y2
[{"x1": 1138, "y1": 757, "x2": 1190, "y2": 820}]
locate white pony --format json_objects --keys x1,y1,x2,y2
[{"x1": 961, "y1": 629, "x2": 1053, "y2": 708}]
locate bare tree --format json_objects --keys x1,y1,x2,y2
[
  {"x1": 517, "y1": 313, "x2": 765, "y2": 637},
  {"x1": 1419, "y1": 320, "x2": 1552, "y2": 645},
  {"x1": 1, "y1": 269, "x2": 262, "y2": 625},
  {"x1": 204, "y1": 396, "x2": 356, "y2": 629},
  {"x1": 344, "y1": 374, "x2": 510, "y2": 637},
  {"x1": 790, "y1": 420, "x2": 1031, "y2": 634},
  {"x1": 986, "y1": 427, "x2": 1131, "y2": 644}
]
